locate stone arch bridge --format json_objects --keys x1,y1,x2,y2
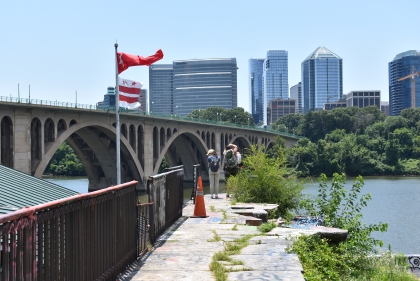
[{"x1": 0, "y1": 101, "x2": 300, "y2": 191}]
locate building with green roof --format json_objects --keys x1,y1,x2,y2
[{"x1": 0, "y1": 164, "x2": 79, "y2": 215}]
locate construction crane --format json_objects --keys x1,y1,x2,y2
[{"x1": 398, "y1": 66, "x2": 420, "y2": 108}]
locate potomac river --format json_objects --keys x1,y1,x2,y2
[{"x1": 45, "y1": 176, "x2": 420, "y2": 255}]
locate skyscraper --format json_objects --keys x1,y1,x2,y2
[
  {"x1": 301, "y1": 46, "x2": 343, "y2": 113},
  {"x1": 290, "y1": 82, "x2": 302, "y2": 113},
  {"x1": 263, "y1": 50, "x2": 288, "y2": 125},
  {"x1": 173, "y1": 58, "x2": 237, "y2": 117},
  {"x1": 389, "y1": 50, "x2": 420, "y2": 116},
  {"x1": 249, "y1": 58, "x2": 264, "y2": 124},
  {"x1": 150, "y1": 59, "x2": 237, "y2": 117},
  {"x1": 149, "y1": 64, "x2": 173, "y2": 114}
]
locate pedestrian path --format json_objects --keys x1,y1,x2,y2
[{"x1": 118, "y1": 193, "x2": 318, "y2": 281}]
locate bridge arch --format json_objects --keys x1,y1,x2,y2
[
  {"x1": 153, "y1": 127, "x2": 210, "y2": 179},
  {"x1": 34, "y1": 120, "x2": 144, "y2": 191},
  {"x1": 1, "y1": 115, "x2": 13, "y2": 168},
  {"x1": 31, "y1": 118, "x2": 42, "y2": 174}
]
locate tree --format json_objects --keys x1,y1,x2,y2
[{"x1": 187, "y1": 107, "x2": 253, "y2": 125}]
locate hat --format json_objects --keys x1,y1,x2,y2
[{"x1": 206, "y1": 149, "x2": 215, "y2": 156}]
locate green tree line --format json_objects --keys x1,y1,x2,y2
[
  {"x1": 272, "y1": 106, "x2": 420, "y2": 176},
  {"x1": 45, "y1": 142, "x2": 86, "y2": 176}
]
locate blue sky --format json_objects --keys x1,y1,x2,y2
[{"x1": 2, "y1": 0, "x2": 419, "y2": 111}]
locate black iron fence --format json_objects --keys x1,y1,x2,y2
[
  {"x1": 136, "y1": 202, "x2": 153, "y2": 258},
  {"x1": 191, "y1": 164, "x2": 201, "y2": 203},
  {"x1": 0, "y1": 181, "x2": 138, "y2": 281},
  {"x1": 147, "y1": 166, "x2": 184, "y2": 243}
]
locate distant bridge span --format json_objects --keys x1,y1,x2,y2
[{"x1": 0, "y1": 99, "x2": 300, "y2": 191}]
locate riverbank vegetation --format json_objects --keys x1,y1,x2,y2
[
  {"x1": 285, "y1": 173, "x2": 415, "y2": 280},
  {"x1": 45, "y1": 142, "x2": 86, "y2": 176},
  {"x1": 273, "y1": 106, "x2": 420, "y2": 176},
  {"x1": 227, "y1": 145, "x2": 416, "y2": 280}
]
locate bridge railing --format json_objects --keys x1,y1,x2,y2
[
  {"x1": 0, "y1": 181, "x2": 138, "y2": 281},
  {"x1": 147, "y1": 166, "x2": 184, "y2": 243},
  {"x1": 0, "y1": 95, "x2": 301, "y2": 138}
]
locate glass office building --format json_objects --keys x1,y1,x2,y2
[
  {"x1": 173, "y1": 58, "x2": 237, "y2": 117},
  {"x1": 301, "y1": 46, "x2": 343, "y2": 113},
  {"x1": 263, "y1": 51, "x2": 288, "y2": 125},
  {"x1": 149, "y1": 64, "x2": 173, "y2": 114},
  {"x1": 389, "y1": 50, "x2": 420, "y2": 116},
  {"x1": 249, "y1": 58, "x2": 265, "y2": 125}
]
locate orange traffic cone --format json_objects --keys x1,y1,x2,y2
[{"x1": 192, "y1": 176, "x2": 208, "y2": 218}]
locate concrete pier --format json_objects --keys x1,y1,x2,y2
[{"x1": 117, "y1": 193, "x2": 330, "y2": 281}]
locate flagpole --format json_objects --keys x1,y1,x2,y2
[{"x1": 115, "y1": 43, "x2": 121, "y2": 185}]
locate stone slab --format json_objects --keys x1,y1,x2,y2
[{"x1": 228, "y1": 270, "x2": 305, "y2": 281}]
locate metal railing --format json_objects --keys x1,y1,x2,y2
[
  {"x1": 147, "y1": 166, "x2": 184, "y2": 243},
  {"x1": 0, "y1": 181, "x2": 138, "y2": 281},
  {"x1": 137, "y1": 202, "x2": 153, "y2": 258},
  {"x1": 191, "y1": 164, "x2": 201, "y2": 204},
  {"x1": 0, "y1": 95, "x2": 301, "y2": 138}
]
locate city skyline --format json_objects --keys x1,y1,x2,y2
[{"x1": 2, "y1": 1, "x2": 420, "y2": 113}]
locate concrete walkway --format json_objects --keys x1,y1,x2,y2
[{"x1": 118, "y1": 193, "x2": 318, "y2": 281}]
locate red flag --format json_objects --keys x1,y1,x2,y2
[
  {"x1": 117, "y1": 49, "x2": 164, "y2": 74},
  {"x1": 118, "y1": 78, "x2": 143, "y2": 109}
]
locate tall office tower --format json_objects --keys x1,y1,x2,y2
[
  {"x1": 290, "y1": 82, "x2": 302, "y2": 113},
  {"x1": 262, "y1": 51, "x2": 288, "y2": 125},
  {"x1": 301, "y1": 46, "x2": 343, "y2": 113},
  {"x1": 173, "y1": 58, "x2": 237, "y2": 117},
  {"x1": 249, "y1": 58, "x2": 265, "y2": 125},
  {"x1": 389, "y1": 50, "x2": 420, "y2": 116},
  {"x1": 149, "y1": 64, "x2": 173, "y2": 114}
]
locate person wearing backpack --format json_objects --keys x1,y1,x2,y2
[
  {"x1": 223, "y1": 144, "x2": 241, "y2": 198},
  {"x1": 207, "y1": 149, "x2": 221, "y2": 199}
]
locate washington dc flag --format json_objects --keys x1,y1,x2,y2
[{"x1": 118, "y1": 78, "x2": 143, "y2": 109}]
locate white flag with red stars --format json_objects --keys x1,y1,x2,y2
[{"x1": 118, "y1": 78, "x2": 143, "y2": 109}]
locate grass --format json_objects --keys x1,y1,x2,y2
[
  {"x1": 258, "y1": 221, "x2": 277, "y2": 233},
  {"x1": 231, "y1": 224, "x2": 238, "y2": 230},
  {"x1": 209, "y1": 233, "x2": 254, "y2": 281},
  {"x1": 207, "y1": 229, "x2": 222, "y2": 242},
  {"x1": 210, "y1": 205, "x2": 216, "y2": 212}
]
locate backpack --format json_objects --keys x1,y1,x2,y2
[
  {"x1": 210, "y1": 156, "x2": 219, "y2": 172},
  {"x1": 225, "y1": 149, "x2": 238, "y2": 170}
]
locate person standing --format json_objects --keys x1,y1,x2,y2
[
  {"x1": 223, "y1": 144, "x2": 241, "y2": 198},
  {"x1": 207, "y1": 149, "x2": 221, "y2": 199}
]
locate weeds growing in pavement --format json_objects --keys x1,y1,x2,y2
[
  {"x1": 258, "y1": 221, "x2": 277, "y2": 233},
  {"x1": 210, "y1": 234, "x2": 254, "y2": 281},
  {"x1": 207, "y1": 230, "x2": 221, "y2": 242}
]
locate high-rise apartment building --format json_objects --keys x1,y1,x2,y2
[
  {"x1": 290, "y1": 82, "x2": 302, "y2": 113},
  {"x1": 301, "y1": 46, "x2": 343, "y2": 113},
  {"x1": 346, "y1": 91, "x2": 380, "y2": 109},
  {"x1": 249, "y1": 58, "x2": 265, "y2": 124},
  {"x1": 149, "y1": 64, "x2": 173, "y2": 114},
  {"x1": 138, "y1": 89, "x2": 147, "y2": 112},
  {"x1": 389, "y1": 50, "x2": 420, "y2": 116},
  {"x1": 150, "y1": 59, "x2": 237, "y2": 117},
  {"x1": 263, "y1": 51, "x2": 288, "y2": 125},
  {"x1": 268, "y1": 98, "x2": 296, "y2": 124}
]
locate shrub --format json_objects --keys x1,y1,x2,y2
[
  {"x1": 288, "y1": 173, "x2": 392, "y2": 280},
  {"x1": 226, "y1": 144, "x2": 304, "y2": 219}
]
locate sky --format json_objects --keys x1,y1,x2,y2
[{"x1": 2, "y1": 0, "x2": 420, "y2": 112}]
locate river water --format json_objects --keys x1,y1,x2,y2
[{"x1": 45, "y1": 176, "x2": 420, "y2": 255}]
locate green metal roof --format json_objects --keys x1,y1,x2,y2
[{"x1": 0, "y1": 164, "x2": 79, "y2": 215}]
